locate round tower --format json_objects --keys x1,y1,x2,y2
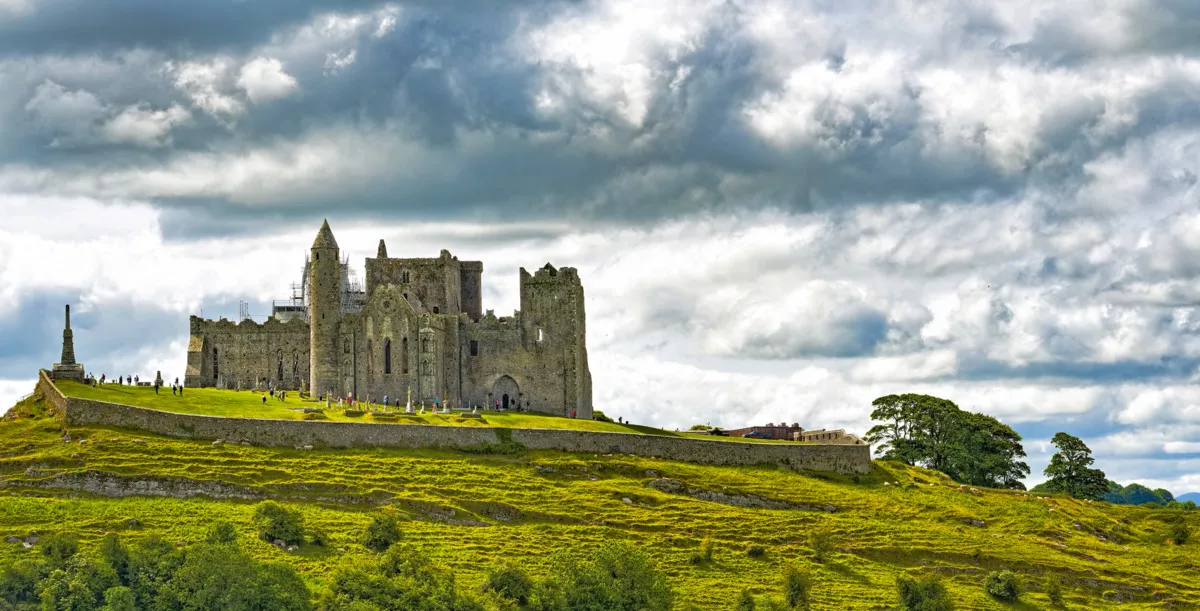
[{"x1": 308, "y1": 219, "x2": 341, "y2": 399}]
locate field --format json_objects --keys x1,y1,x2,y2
[
  {"x1": 55, "y1": 380, "x2": 792, "y2": 442},
  {"x1": 2, "y1": 391, "x2": 1199, "y2": 609}
]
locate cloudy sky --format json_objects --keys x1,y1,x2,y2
[{"x1": 2, "y1": 0, "x2": 1199, "y2": 493}]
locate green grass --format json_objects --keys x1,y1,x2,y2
[
  {"x1": 5, "y1": 391, "x2": 1199, "y2": 609},
  {"x1": 55, "y1": 381, "x2": 794, "y2": 442}
]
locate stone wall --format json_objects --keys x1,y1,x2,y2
[
  {"x1": 54, "y1": 385, "x2": 870, "y2": 474},
  {"x1": 36, "y1": 369, "x2": 67, "y2": 416}
]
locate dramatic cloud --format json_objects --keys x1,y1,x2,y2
[{"x1": 1, "y1": 0, "x2": 1199, "y2": 493}]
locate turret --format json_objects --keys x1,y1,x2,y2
[
  {"x1": 308, "y1": 219, "x2": 341, "y2": 398},
  {"x1": 377, "y1": 239, "x2": 387, "y2": 259}
]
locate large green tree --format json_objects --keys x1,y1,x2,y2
[
  {"x1": 1041, "y1": 432, "x2": 1108, "y2": 500},
  {"x1": 866, "y1": 394, "x2": 1029, "y2": 489}
]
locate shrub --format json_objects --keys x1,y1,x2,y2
[
  {"x1": 100, "y1": 533, "x2": 130, "y2": 580},
  {"x1": 1169, "y1": 522, "x2": 1191, "y2": 545},
  {"x1": 40, "y1": 532, "x2": 80, "y2": 565},
  {"x1": 687, "y1": 553, "x2": 705, "y2": 565},
  {"x1": 1046, "y1": 578, "x2": 1063, "y2": 606},
  {"x1": 736, "y1": 590, "x2": 756, "y2": 611},
  {"x1": 592, "y1": 410, "x2": 614, "y2": 423},
  {"x1": 0, "y1": 559, "x2": 41, "y2": 605},
  {"x1": 984, "y1": 570, "x2": 1020, "y2": 601},
  {"x1": 310, "y1": 528, "x2": 330, "y2": 547},
  {"x1": 689, "y1": 424, "x2": 712, "y2": 431},
  {"x1": 38, "y1": 555, "x2": 120, "y2": 610},
  {"x1": 896, "y1": 575, "x2": 952, "y2": 611},
  {"x1": 102, "y1": 586, "x2": 137, "y2": 611},
  {"x1": 746, "y1": 545, "x2": 766, "y2": 558},
  {"x1": 362, "y1": 514, "x2": 402, "y2": 553},
  {"x1": 783, "y1": 567, "x2": 809, "y2": 609},
  {"x1": 808, "y1": 530, "x2": 834, "y2": 563},
  {"x1": 251, "y1": 501, "x2": 305, "y2": 546},
  {"x1": 702, "y1": 537, "x2": 715, "y2": 562},
  {"x1": 535, "y1": 542, "x2": 674, "y2": 611},
  {"x1": 205, "y1": 521, "x2": 238, "y2": 545},
  {"x1": 158, "y1": 543, "x2": 311, "y2": 610},
  {"x1": 484, "y1": 564, "x2": 533, "y2": 605}
]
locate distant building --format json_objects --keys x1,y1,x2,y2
[
  {"x1": 796, "y1": 429, "x2": 864, "y2": 445},
  {"x1": 724, "y1": 423, "x2": 803, "y2": 440}
]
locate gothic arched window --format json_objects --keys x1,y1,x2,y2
[
  {"x1": 384, "y1": 339, "x2": 392, "y2": 374},
  {"x1": 401, "y1": 337, "x2": 409, "y2": 374}
]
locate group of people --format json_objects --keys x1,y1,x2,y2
[{"x1": 261, "y1": 386, "x2": 288, "y2": 404}]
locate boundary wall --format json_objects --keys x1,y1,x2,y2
[{"x1": 37, "y1": 371, "x2": 870, "y2": 475}]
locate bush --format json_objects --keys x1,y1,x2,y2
[
  {"x1": 251, "y1": 501, "x2": 305, "y2": 546},
  {"x1": 100, "y1": 533, "x2": 130, "y2": 580},
  {"x1": 746, "y1": 545, "x2": 766, "y2": 558},
  {"x1": 533, "y1": 542, "x2": 674, "y2": 611},
  {"x1": 102, "y1": 586, "x2": 136, "y2": 611},
  {"x1": 783, "y1": 567, "x2": 809, "y2": 609},
  {"x1": 808, "y1": 530, "x2": 834, "y2": 563},
  {"x1": 362, "y1": 514, "x2": 402, "y2": 553},
  {"x1": 40, "y1": 532, "x2": 80, "y2": 565},
  {"x1": 0, "y1": 560, "x2": 41, "y2": 605},
  {"x1": 484, "y1": 564, "x2": 533, "y2": 605},
  {"x1": 736, "y1": 590, "x2": 756, "y2": 611},
  {"x1": 689, "y1": 424, "x2": 711, "y2": 431},
  {"x1": 310, "y1": 528, "x2": 330, "y2": 547},
  {"x1": 1046, "y1": 578, "x2": 1063, "y2": 606},
  {"x1": 592, "y1": 410, "x2": 613, "y2": 423},
  {"x1": 159, "y1": 543, "x2": 312, "y2": 610},
  {"x1": 984, "y1": 570, "x2": 1020, "y2": 601},
  {"x1": 1169, "y1": 522, "x2": 1191, "y2": 545},
  {"x1": 896, "y1": 575, "x2": 952, "y2": 611},
  {"x1": 205, "y1": 521, "x2": 238, "y2": 545},
  {"x1": 702, "y1": 537, "x2": 715, "y2": 562}
]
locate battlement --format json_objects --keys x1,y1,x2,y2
[
  {"x1": 473, "y1": 309, "x2": 521, "y2": 329},
  {"x1": 189, "y1": 314, "x2": 308, "y2": 334},
  {"x1": 522, "y1": 263, "x2": 581, "y2": 284}
]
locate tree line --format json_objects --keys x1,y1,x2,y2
[{"x1": 864, "y1": 393, "x2": 1183, "y2": 502}]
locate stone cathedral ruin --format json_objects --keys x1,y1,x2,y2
[{"x1": 184, "y1": 220, "x2": 593, "y2": 418}]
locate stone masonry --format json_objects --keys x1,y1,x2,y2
[
  {"x1": 186, "y1": 220, "x2": 593, "y2": 418},
  {"x1": 51, "y1": 305, "x2": 85, "y2": 383}
]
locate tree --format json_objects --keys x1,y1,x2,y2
[
  {"x1": 951, "y1": 412, "x2": 1029, "y2": 490},
  {"x1": 161, "y1": 543, "x2": 312, "y2": 610},
  {"x1": 530, "y1": 542, "x2": 674, "y2": 611},
  {"x1": 361, "y1": 515, "x2": 402, "y2": 553},
  {"x1": 252, "y1": 502, "x2": 305, "y2": 546},
  {"x1": 866, "y1": 394, "x2": 1028, "y2": 489},
  {"x1": 1042, "y1": 433, "x2": 1108, "y2": 500}
]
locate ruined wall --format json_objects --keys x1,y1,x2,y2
[
  {"x1": 461, "y1": 314, "x2": 533, "y2": 410},
  {"x1": 185, "y1": 317, "x2": 310, "y2": 390},
  {"x1": 459, "y1": 261, "x2": 483, "y2": 321},
  {"x1": 365, "y1": 250, "x2": 462, "y2": 316},
  {"x1": 519, "y1": 264, "x2": 592, "y2": 418},
  {"x1": 58, "y1": 393, "x2": 871, "y2": 474}
]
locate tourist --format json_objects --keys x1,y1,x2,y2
[
  {"x1": 261, "y1": 394, "x2": 266, "y2": 405},
  {"x1": 572, "y1": 409, "x2": 577, "y2": 419},
  {"x1": 179, "y1": 384, "x2": 183, "y2": 396},
  {"x1": 134, "y1": 375, "x2": 139, "y2": 385},
  {"x1": 174, "y1": 377, "x2": 178, "y2": 386},
  {"x1": 172, "y1": 384, "x2": 177, "y2": 396}
]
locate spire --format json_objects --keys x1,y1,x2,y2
[
  {"x1": 377, "y1": 239, "x2": 388, "y2": 258},
  {"x1": 60, "y1": 304, "x2": 75, "y2": 366},
  {"x1": 312, "y1": 219, "x2": 338, "y2": 250}
]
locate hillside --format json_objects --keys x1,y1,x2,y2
[{"x1": 1, "y1": 390, "x2": 1198, "y2": 609}]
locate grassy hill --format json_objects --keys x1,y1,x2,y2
[
  {"x1": 2, "y1": 391, "x2": 1198, "y2": 609},
  {"x1": 56, "y1": 380, "x2": 789, "y2": 442}
]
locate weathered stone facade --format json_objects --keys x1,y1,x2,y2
[{"x1": 185, "y1": 221, "x2": 593, "y2": 417}]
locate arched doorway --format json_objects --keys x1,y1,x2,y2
[{"x1": 492, "y1": 376, "x2": 519, "y2": 410}]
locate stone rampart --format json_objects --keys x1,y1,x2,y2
[
  {"x1": 37, "y1": 370, "x2": 68, "y2": 417},
  {"x1": 51, "y1": 379, "x2": 870, "y2": 475}
]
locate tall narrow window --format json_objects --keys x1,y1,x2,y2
[
  {"x1": 367, "y1": 339, "x2": 373, "y2": 372},
  {"x1": 212, "y1": 347, "x2": 219, "y2": 381},
  {"x1": 537, "y1": 328, "x2": 544, "y2": 342},
  {"x1": 402, "y1": 271, "x2": 410, "y2": 283},
  {"x1": 469, "y1": 340, "x2": 478, "y2": 356},
  {"x1": 402, "y1": 337, "x2": 409, "y2": 373},
  {"x1": 384, "y1": 339, "x2": 392, "y2": 374}
]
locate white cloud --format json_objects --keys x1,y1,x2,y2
[
  {"x1": 170, "y1": 58, "x2": 245, "y2": 119},
  {"x1": 236, "y1": 57, "x2": 299, "y2": 103},
  {"x1": 101, "y1": 104, "x2": 191, "y2": 147}
]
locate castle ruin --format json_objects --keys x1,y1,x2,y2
[{"x1": 185, "y1": 220, "x2": 592, "y2": 418}]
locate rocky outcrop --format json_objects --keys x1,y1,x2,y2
[{"x1": 8, "y1": 470, "x2": 265, "y2": 500}]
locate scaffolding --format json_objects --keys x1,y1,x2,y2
[{"x1": 270, "y1": 253, "x2": 365, "y2": 321}]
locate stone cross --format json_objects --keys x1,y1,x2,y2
[{"x1": 51, "y1": 304, "x2": 85, "y2": 382}]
